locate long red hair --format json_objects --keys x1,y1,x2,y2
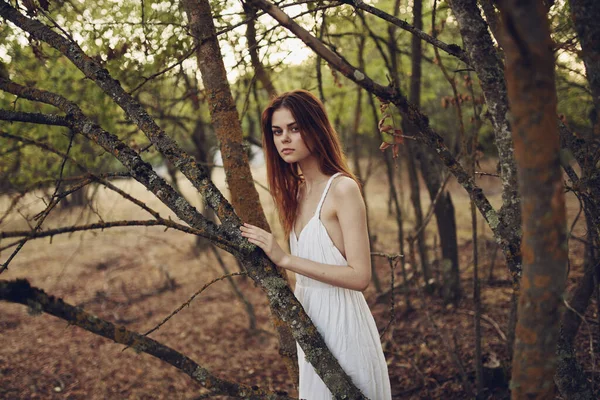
[{"x1": 261, "y1": 89, "x2": 359, "y2": 239}]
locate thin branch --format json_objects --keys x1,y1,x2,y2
[
  {"x1": 0, "y1": 131, "x2": 161, "y2": 219},
  {"x1": 410, "y1": 171, "x2": 452, "y2": 240},
  {"x1": 339, "y1": 0, "x2": 470, "y2": 65},
  {"x1": 0, "y1": 130, "x2": 77, "y2": 273},
  {"x1": 0, "y1": 219, "x2": 214, "y2": 243},
  {"x1": 455, "y1": 309, "x2": 507, "y2": 342},
  {"x1": 0, "y1": 109, "x2": 69, "y2": 126},
  {"x1": 1, "y1": 176, "x2": 90, "y2": 272},
  {"x1": 141, "y1": 272, "x2": 247, "y2": 338}
]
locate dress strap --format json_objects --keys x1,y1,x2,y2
[{"x1": 315, "y1": 172, "x2": 342, "y2": 219}]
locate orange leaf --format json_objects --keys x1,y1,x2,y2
[
  {"x1": 379, "y1": 142, "x2": 392, "y2": 151},
  {"x1": 378, "y1": 113, "x2": 391, "y2": 130},
  {"x1": 393, "y1": 131, "x2": 404, "y2": 144},
  {"x1": 379, "y1": 125, "x2": 394, "y2": 133},
  {"x1": 392, "y1": 144, "x2": 400, "y2": 158}
]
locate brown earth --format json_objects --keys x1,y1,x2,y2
[{"x1": 0, "y1": 159, "x2": 596, "y2": 399}]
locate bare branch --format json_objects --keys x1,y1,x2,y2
[
  {"x1": 141, "y1": 271, "x2": 247, "y2": 338},
  {"x1": 1, "y1": 176, "x2": 91, "y2": 272},
  {"x1": 339, "y1": 0, "x2": 470, "y2": 65},
  {"x1": 0, "y1": 109, "x2": 69, "y2": 126},
  {"x1": 0, "y1": 219, "x2": 205, "y2": 241}
]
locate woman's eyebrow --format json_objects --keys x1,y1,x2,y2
[{"x1": 271, "y1": 121, "x2": 297, "y2": 129}]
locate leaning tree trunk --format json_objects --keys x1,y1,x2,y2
[
  {"x1": 499, "y1": 1, "x2": 568, "y2": 399},
  {"x1": 181, "y1": 0, "x2": 298, "y2": 385}
]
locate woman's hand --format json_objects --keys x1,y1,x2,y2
[{"x1": 240, "y1": 223, "x2": 289, "y2": 267}]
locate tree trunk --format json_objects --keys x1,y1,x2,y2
[
  {"x1": 405, "y1": 0, "x2": 431, "y2": 286},
  {"x1": 182, "y1": 0, "x2": 297, "y2": 385},
  {"x1": 500, "y1": 2, "x2": 568, "y2": 398},
  {"x1": 417, "y1": 149, "x2": 460, "y2": 304},
  {"x1": 244, "y1": 2, "x2": 278, "y2": 98},
  {"x1": 182, "y1": 71, "x2": 217, "y2": 253}
]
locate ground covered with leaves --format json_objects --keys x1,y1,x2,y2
[{"x1": 1, "y1": 164, "x2": 596, "y2": 399}]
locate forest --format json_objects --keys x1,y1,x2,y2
[{"x1": 0, "y1": 0, "x2": 599, "y2": 398}]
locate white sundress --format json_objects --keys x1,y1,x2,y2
[{"x1": 290, "y1": 172, "x2": 392, "y2": 400}]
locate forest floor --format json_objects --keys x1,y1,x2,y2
[{"x1": 0, "y1": 158, "x2": 597, "y2": 399}]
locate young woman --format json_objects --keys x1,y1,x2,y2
[{"x1": 240, "y1": 90, "x2": 391, "y2": 399}]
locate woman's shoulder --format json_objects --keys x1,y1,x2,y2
[{"x1": 330, "y1": 174, "x2": 361, "y2": 198}]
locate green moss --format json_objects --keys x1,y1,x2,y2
[{"x1": 486, "y1": 209, "x2": 500, "y2": 230}]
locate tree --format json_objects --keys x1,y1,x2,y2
[{"x1": 498, "y1": 1, "x2": 567, "y2": 398}]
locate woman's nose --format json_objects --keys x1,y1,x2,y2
[{"x1": 281, "y1": 131, "x2": 291, "y2": 143}]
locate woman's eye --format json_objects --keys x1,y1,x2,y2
[
  {"x1": 292, "y1": 127, "x2": 299, "y2": 132},
  {"x1": 273, "y1": 130, "x2": 282, "y2": 135}
]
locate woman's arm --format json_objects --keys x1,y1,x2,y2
[{"x1": 240, "y1": 177, "x2": 372, "y2": 291}]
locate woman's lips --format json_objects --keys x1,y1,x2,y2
[{"x1": 282, "y1": 149, "x2": 294, "y2": 155}]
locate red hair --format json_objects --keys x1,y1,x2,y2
[{"x1": 261, "y1": 89, "x2": 359, "y2": 239}]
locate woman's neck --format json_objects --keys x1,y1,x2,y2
[{"x1": 298, "y1": 156, "x2": 330, "y2": 192}]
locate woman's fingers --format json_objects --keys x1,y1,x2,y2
[{"x1": 240, "y1": 224, "x2": 268, "y2": 245}]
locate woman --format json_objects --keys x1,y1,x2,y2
[{"x1": 240, "y1": 90, "x2": 391, "y2": 399}]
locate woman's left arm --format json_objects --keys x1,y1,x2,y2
[{"x1": 240, "y1": 177, "x2": 372, "y2": 291}]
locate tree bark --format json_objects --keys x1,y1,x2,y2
[
  {"x1": 499, "y1": 1, "x2": 568, "y2": 398},
  {"x1": 182, "y1": 0, "x2": 297, "y2": 385},
  {"x1": 405, "y1": 0, "x2": 431, "y2": 286}
]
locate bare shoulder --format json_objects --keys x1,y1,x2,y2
[{"x1": 330, "y1": 175, "x2": 362, "y2": 200}]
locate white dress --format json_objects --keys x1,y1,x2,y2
[{"x1": 290, "y1": 172, "x2": 392, "y2": 400}]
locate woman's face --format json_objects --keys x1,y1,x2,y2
[{"x1": 271, "y1": 107, "x2": 312, "y2": 164}]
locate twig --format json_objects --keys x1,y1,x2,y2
[
  {"x1": 411, "y1": 171, "x2": 452, "y2": 239},
  {"x1": 371, "y1": 251, "x2": 403, "y2": 259},
  {"x1": 0, "y1": 218, "x2": 212, "y2": 243},
  {"x1": 474, "y1": 171, "x2": 500, "y2": 178},
  {"x1": 456, "y1": 309, "x2": 507, "y2": 342},
  {"x1": 339, "y1": 0, "x2": 470, "y2": 64},
  {"x1": 0, "y1": 138, "x2": 81, "y2": 273},
  {"x1": 140, "y1": 272, "x2": 247, "y2": 339}
]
